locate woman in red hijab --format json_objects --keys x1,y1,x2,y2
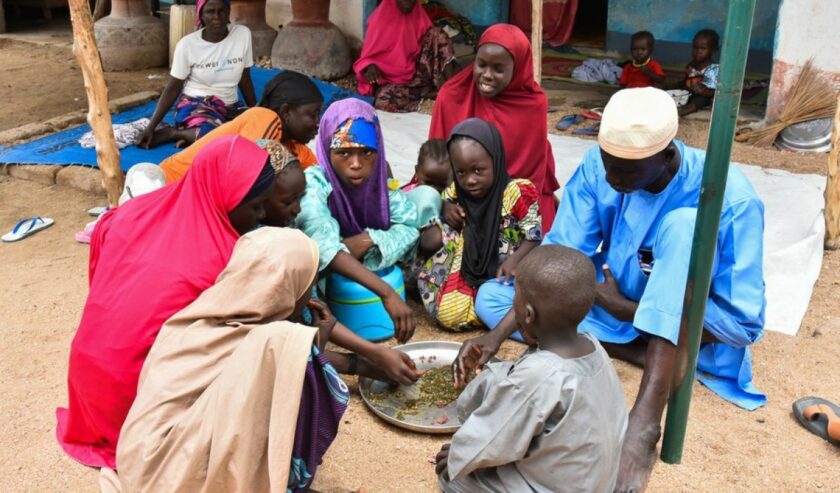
[
  {"x1": 429, "y1": 24, "x2": 559, "y2": 232},
  {"x1": 353, "y1": 0, "x2": 458, "y2": 113},
  {"x1": 56, "y1": 135, "x2": 276, "y2": 469}
]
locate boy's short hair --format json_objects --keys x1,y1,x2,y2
[
  {"x1": 418, "y1": 138, "x2": 449, "y2": 166},
  {"x1": 517, "y1": 245, "x2": 596, "y2": 327},
  {"x1": 695, "y1": 29, "x2": 721, "y2": 51},
  {"x1": 631, "y1": 30, "x2": 655, "y2": 46}
]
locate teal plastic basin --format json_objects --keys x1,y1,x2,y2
[{"x1": 326, "y1": 265, "x2": 405, "y2": 342}]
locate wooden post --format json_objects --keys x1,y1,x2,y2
[
  {"x1": 531, "y1": 0, "x2": 542, "y2": 84},
  {"x1": 69, "y1": 0, "x2": 124, "y2": 206},
  {"x1": 825, "y1": 94, "x2": 840, "y2": 250}
]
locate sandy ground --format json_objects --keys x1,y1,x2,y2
[
  {"x1": 1, "y1": 33, "x2": 839, "y2": 493},
  {"x1": 1, "y1": 176, "x2": 838, "y2": 492},
  {"x1": 0, "y1": 38, "x2": 167, "y2": 133}
]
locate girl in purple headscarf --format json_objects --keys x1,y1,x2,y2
[{"x1": 295, "y1": 99, "x2": 420, "y2": 344}]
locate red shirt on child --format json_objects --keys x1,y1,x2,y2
[{"x1": 619, "y1": 60, "x2": 665, "y2": 88}]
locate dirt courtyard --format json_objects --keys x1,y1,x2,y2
[{"x1": 1, "y1": 28, "x2": 839, "y2": 493}]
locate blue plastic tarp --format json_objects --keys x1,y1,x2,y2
[{"x1": 0, "y1": 67, "x2": 368, "y2": 172}]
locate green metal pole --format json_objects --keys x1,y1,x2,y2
[{"x1": 660, "y1": 0, "x2": 755, "y2": 464}]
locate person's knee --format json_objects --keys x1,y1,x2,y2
[
  {"x1": 246, "y1": 325, "x2": 297, "y2": 350},
  {"x1": 656, "y1": 207, "x2": 697, "y2": 247},
  {"x1": 475, "y1": 280, "x2": 514, "y2": 328}
]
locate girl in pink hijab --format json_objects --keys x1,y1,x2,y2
[
  {"x1": 353, "y1": 0, "x2": 459, "y2": 112},
  {"x1": 56, "y1": 135, "x2": 275, "y2": 469}
]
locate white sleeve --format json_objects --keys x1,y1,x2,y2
[
  {"x1": 170, "y1": 36, "x2": 191, "y2": 80},
  {"x1": 239, "y1": 25, "x2": 254, "y2": 68}
]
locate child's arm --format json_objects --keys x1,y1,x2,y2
[
  {"x1": 640, "y1": 62, "x2": 665, "y2": 85},
  {"x1": 496, "y1": 181, "x2": 543, "y2": 284},
  {"x1": 441, "y1": 201, "x2": 466, "y2": 231},
  {"x1": 294, "y1": 168, "x2": 352, "y2": 272},
  {"x1": 419, "y1": 224, "x2": 444, "y2": 259},
  {"x1": 362, "y1": 189, "x2": 421, "y2": 271},
  {"x1": 618, "y1": 64, "x2": 630, "y2": 88},
  {"x1": 689, "y1": 82, "x2": 715, "y2": 97},
  {"x1": 327, "y1": 321, "x2": 420, "y2": 385}
]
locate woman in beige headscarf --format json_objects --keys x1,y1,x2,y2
[{"x1": 106, "y1": 227, "x2": 349, "y2": 493}]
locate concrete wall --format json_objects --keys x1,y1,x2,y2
[
  {"x1": 438, "y1": 0, "x2": 509, "y2": 29},
  {"x1": 266, "y1": 0, "x2": 365, "y2": 49},
  {"x1": 264, "y1": 0, "x2": 510, "y2": 53},
  {"x1": 361, "y1": 0, "x2": 509, "y2": 33},
  {"x1": 766, "y1": 0, "x2": 840, "y2": 120},
  {"x1": 605, "y1": 0, "x2": 781, "y2": 72}
]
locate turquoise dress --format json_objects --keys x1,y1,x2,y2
[{"x1": 295, "y1": 166, "x2": 420, "y2": 273}]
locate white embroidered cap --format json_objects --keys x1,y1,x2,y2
[{"x1": 598, "y1": 87, "x2": 679, "y2": 159}]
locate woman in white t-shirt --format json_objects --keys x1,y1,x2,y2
[{"x1": 140, "y1": 0, "x2": 256, "y2": 149}]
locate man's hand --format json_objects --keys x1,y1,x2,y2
[{"x1": 595, "y1": 264, "x2": 637, "y2": 322}]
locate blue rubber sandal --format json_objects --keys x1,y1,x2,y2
[
  {"x1": 2, "y1": 216, "x2": 55, "y2": 242},
  {"x1": 572, "y1": 123, "x2": 601, "y2": 136},
  {"x1": 555, "y1": 114, "x2": 584, "y2": 131}
]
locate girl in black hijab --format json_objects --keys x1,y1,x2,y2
[{"x1": 416, "y1": 117, "x2": 543, "y2": 332}]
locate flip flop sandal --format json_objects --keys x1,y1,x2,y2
[
  {"x1": 734, "y1": 127, "x2": 753, "y2": 143},
  {"x1": 572, "y1": 123, "x2": 601, "y2": 136},
  {"x1": 793, "y1": 396, "x2": 840, "y2": 446},
  {"x1": 75, "y1": 218, "x2": 100, "y2": 244},
  {"x1": 555, "y1": 114, "x2": 585, "y2": 131},
  {"x1": 580, "y1": 108, "x2": 604, "y2": 121},
  {"x1": 2, "y1": 216, "x2": 55, "y2": 242}
]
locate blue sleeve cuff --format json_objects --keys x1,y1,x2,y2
[{"x1": 633, "y1": 305, "x2": 681, "y2": 345}]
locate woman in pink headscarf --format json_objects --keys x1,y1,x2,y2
[
  {"x1": 354, "y1": 0, "x2": 459, "y2": 113},
  {"x1": 56, "y1": 135, "x2": 276, "y2": 469}
]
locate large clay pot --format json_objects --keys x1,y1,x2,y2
[
  {"x1": 290, "y1": 0, "x2": 330, "y2": 26},
  {"x1": 230, "y1": 0, "x2": 277, "y2": 60},
  {"x1": 95, "y1": 0, "x2": 167, "y2": 71},
  {"x1": 271, "y1": 0, "x2": 350, "y2": 80}
]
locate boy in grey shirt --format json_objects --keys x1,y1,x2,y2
[{"x1": 436, "y1": 245, "x2": 628, "y2": 492}]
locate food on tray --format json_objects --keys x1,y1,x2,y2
[{"x1": 368, "y1": 364, "x2": 465, "y2": 423}]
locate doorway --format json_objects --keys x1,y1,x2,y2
[{"x1": 568, "y1": 0, "x2": 609, "y2": 48}]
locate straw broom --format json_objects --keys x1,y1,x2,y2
[{"x1": 741, "y1": 59, "x2": 837, "y2": 147}]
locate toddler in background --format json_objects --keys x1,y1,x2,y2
[
  {"x1": 679, "y1": 29, "x2": 721, "y2": 116},
  {"x1": 399, "y1": 138, "x2": 453, "y2": 231},
  {"x1": 403, "y1": 138, "x2": 452, "y2": 193},
  {"x1": 620, "y1": 31, "x2": 665, "y2": 88},
  {"x1": 436, "y1": 244, "x2": 627, "y2": 493}
]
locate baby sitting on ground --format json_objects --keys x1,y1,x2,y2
[{"x1": 435, "y1": 244, "x2": 628, "y2": 492}]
